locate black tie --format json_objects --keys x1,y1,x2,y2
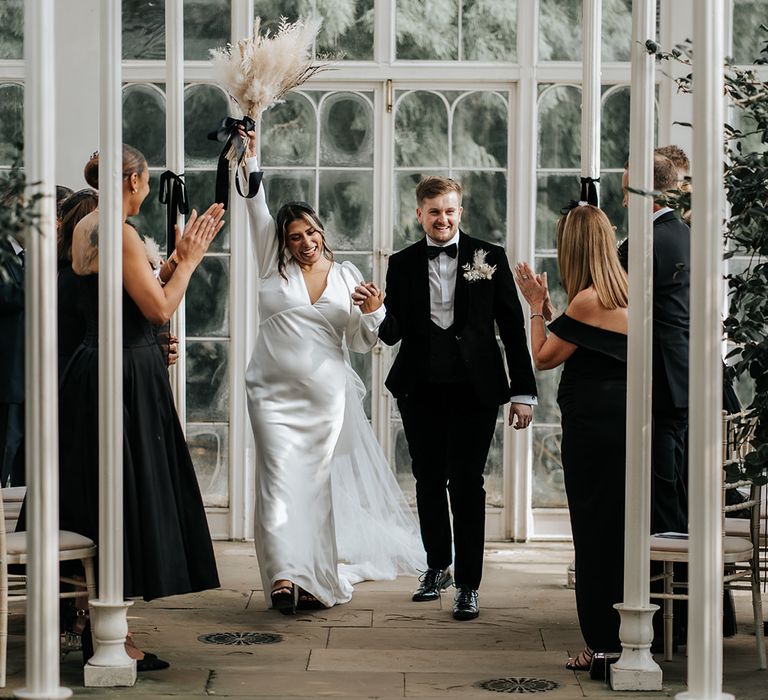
[{"x1": 427, "y1": 243, "x2": 457, "y2": 260}]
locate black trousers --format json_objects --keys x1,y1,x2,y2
[
  {"x1": 398, "y1": 382, "x2": 498, "y2": 590},
  {"x1": 0, "y1": 402, "x2": 25, "y2": 487},
  {"x1": 651, "y1": 405, "x2": 688, "y2": 534}
]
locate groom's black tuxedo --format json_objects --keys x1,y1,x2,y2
[
  {"x1": 379, "y1": 231, "x2": 536, "y2": 590},
  {"x1": 379, "y1": 232, "x2": 537, "y2": 403}
]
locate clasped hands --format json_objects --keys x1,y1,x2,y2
[{"x1": 351, "y1": 282, "x2": 383, "y2": 314}]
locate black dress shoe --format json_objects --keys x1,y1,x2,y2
[
  {"x1": 412, "y1": 568, "x2": 453, "y2": 602},
  {"x1": 137, "y1": 654, "x2": 170, "y2": 672},
  {"x1": 452, "y1": 585, "x2": 479, "y2": 620}
]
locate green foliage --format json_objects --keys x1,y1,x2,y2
[{"x1": 650, "y1": 29, "x2": 768, "y2": 482}]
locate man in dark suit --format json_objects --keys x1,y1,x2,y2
[
  {"x1": 619, "y1": 154, "x2": 690, "y2": 534},
  {"x1": 0, "y1": 233, "x2": 26, "y2": 487},
  {"x1": 374, "y1": 176, "x2": 537, "y2": 620}
]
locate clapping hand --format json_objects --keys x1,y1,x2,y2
[
  {"x1": 351, "y1": 282, "x2": 383, "y2": 314},
  {"x1": 174, "y1": 203, "x2": 225, "y2": 268},
  {"x1": 514, "y1": 262, "x2": 555, "y2": 320}
]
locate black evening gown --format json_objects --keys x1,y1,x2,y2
[
  {"x1": 550, "y1": 314, "x2": 627, "y2": 653},
  {"x1": 58, "y1": 275, "x2": 220, "y2": 601},
  {"x1": 57, "y1": 262, "x2": 87, "y2": 374}
]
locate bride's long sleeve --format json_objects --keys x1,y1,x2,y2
[
  {"x1": 242, "y1": 156, "x2": 279, "y2": 278},
  {"x1": 339, "y1": 261, "x2": 385, "y2": 353}
]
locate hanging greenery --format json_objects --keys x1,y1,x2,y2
[{"x1": 647, "y1": 30, "x2": 768, "y2": 484}]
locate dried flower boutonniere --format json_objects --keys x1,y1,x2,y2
[
  {"x1": 462, "y1": 249, "x2": 497, "y2": 282},
  {"x1": 143, "y1": 236, "x2": 162, "y2": 271}
]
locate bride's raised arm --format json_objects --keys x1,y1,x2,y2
[{"x1": 240, "y1": 129, "x2": 279, "y2": 278}]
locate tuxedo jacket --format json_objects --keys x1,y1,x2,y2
[
  {"x1": 0, "y1": 239, "x2": 25, "y2": 404},
  {"x1": 379, "y1": 231, "x2": 537, "y2": 405},
  {"x1": 618, "y1": 210, "x2": 690, "y2": 409}
]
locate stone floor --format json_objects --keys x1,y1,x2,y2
[{"x1": 2, "y1": 541, "x2": 767, "y2": 698}]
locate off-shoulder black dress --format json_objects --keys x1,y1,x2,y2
[{"x1": 549, "y1": 314, "x2": 627, "y2": 653}]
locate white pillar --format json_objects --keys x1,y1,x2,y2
[
  {"x1": 580, "y1": 0, "x2": 602, "y2": 201},
  {"x1": 676, "y1": 2, "x2": 730, "y2": 699},
  {"x1": 165, "y1": 0, "x2": 187, "y2": 418},
  {"x1": 16, "y1": 1, "x2": 71, "y2": 698},
  {"x1": 611, "y1": 0, "x2": 663, "y2": 689},
  {"x1": 228, "y1": 0, "x2": 255, "y2": 540},
  {"x1": 83, "y1": 0, "x2": 136, "y2": 685}
]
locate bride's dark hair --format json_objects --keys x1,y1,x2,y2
[{"x1": 274, "y1": 201, "x2": 334, "y2": 279}]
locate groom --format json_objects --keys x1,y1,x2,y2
[{"x1": 377, "y1": 176, "x2": 537, "y2": 620}]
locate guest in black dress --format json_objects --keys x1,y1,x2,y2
[
  {"x1": 57, "y1": 188, "x2": 98, "y2": 373},
  {"x1": 515, "y1": 204, "x2": 628, "y2": 672},
  {"x1": 61, "y1": 145, "x2": 225, "y2": 666}
]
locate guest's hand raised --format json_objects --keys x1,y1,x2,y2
[
  {"x1": 514, "y1": 262, "x2": 547, "y2": 309},
  {"x1": 537, "y1": 271, "x2": 555, "y2": 322},
  {"x1": 352, "y1": 282, "x2": 383, "y2": 314},
  {"x1": 174, "y1": 203, "x2": 225, "y2": 269}
]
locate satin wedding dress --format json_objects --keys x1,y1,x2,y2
[{"x1": 244, "y1": 170, "x2": 424, "y2": 608}]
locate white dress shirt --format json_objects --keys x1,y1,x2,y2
[{"x1": 653, "y1": 206, "x2": 673, "y2": 221}]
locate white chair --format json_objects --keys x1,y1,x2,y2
[
  {"x1": 0, "y1": 487, "x2": 97, "y2": 686},
  {"x1": 649, "y1": 412, "x2": 766, "y2": 669}
]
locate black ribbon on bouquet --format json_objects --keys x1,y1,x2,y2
[
  {"x1": 158, "y1": 169, "x2": 190, "y2": 257},
  {"x1": 207, "y1": 116, "x2": 263, "y2": 209},
  {"x1": 560, "y1": 176, "x2": 601, "y2": 215}
]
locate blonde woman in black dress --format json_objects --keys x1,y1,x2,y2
[{"x1": 515, "y1": 204, "x2": 628, "y2": 673}]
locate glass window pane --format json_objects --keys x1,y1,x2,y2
[
  {"x1": 185, "y1": 84, "x2": 230, "y2": 167},
  {"x1": 185, "y1": 170, "x2": 230, "y2": 252},
  {"x1": 318, "y1": 170, "x2": 373, "y2": 250},
  {"x1": 538, "y1": 0, "x2": 580, "y2": 61},
  {"x1": 0, "y1": 1, "x2": 23, "y2": 59},
  {"x1": 532, "y1": 426, "x2": 566, "y2": 508},
  {"x1": 187, "y1": 423, "x2": 229, "y2": 507},
  {"x1": 599, "y1": 171, "x2": 628, "y2": 241},
  {"x1": 261, "y1": 93, "x2": 317, "y2": 167},
  {"x1": 538, "y1": 86, "x2": 581, "y2": 169},
  {"x1": 185, "y1": 0, "x2": 231, "y2": 60},
  {"x1": 533, "y1": 256, "x2": 568, "y2": 323},
  {"x1": 396, "y1": 0, "x2": 459, "y2": 60},
  {"x1": 539, "y1": 0, "x2": 633, "y2": 62},
  {"x1": 123, "y1": 84, "x2": 166, "y2": 167},
  {"x1": 264, "y1": 170, "x2": 316, "y2": 211},
  {"x1": 395, "y1": 91, "x2": 449, "y2": 168},
  {"x1": 186, "y1": 256, "x2": 230, "y2": 337},
  {"x1": 123, "y1": 0, "x2": 165, "y2": 60},
  {"x1": 456, "y1": 171, "x2": 507, "y2": 246},
  {"x1": 391, "y1": 420, "x2": 416, "y2": 506},
  {"x1": 535, "y1": 173, "x2": 580, "y2": 249},
  {"x1": 186, "y1": 340, "x2": 230, "y2": 421},
  {"x1": 453, "y1": 92, "x2": 508, "y2": 169},
  {"x1": 394, "y1": 171, "x2": 436, "y2": 251},
  {"x1": 732, "y1": 0, "x2": 768, "y2": 64},
  {"x1": 0, "y1": 84, "x2": 23, "y2": 165},
  {"x1": 320, "y1": 92, "x2": 374, "y2": 167},
  {"x1": 485, "y1": 422, "x2": 505, "y2": 508},
  {"x1": 463, "y1": 0, "x2": 517, "y2": 62},
  {"x1": 601, "y1": 87, "x2": 630, "y2": 169}
]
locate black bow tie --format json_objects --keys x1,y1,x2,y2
[{"x1": 427, "y1": 243, "x2": 458, "y2": 260}]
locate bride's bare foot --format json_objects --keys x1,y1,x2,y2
[{"x1": 125, "y1": 634, "x2": 145, "y2": 661}]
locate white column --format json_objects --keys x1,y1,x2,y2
[
  {"x1": 676, "y1": 2, "x2": 730, "y2": 699},
  {"x1": 611, "y1": 0, "x2": 663, "y2": 689},
  {"x1": 228, "y1": 0, "x2": 255, "y2": 539},
  {"x1": 166, "y1": 0, "x2": 186, "y2": 418},
  {"x1": 581, "y1": 0, "x2": 602, "y2": 200},
  {"x1": 83, "y1": 0, "x2": 136, "y2": 685},
  {"x1": 16, "y1": 1, "x2": 71, "y2": 698}
]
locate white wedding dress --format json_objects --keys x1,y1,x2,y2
[{"x1": 244, "y1": 173, "x2": 424, "y2": 608}]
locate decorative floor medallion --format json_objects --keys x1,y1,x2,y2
[
  {"x1": 476, "y1": 677, "x2": 561, "y2": 694},
  {"x1": 197, "y1": 631, "x2": 282, "y2": 646}
]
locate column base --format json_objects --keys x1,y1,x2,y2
[
  {"x1": 15, "y1": 689, "x2": 72, "y2": 699},
  {"x1": 83, "y1": 662, "x2": 137, "y2": 688},
  {"x1": 610, "y1": 603, "x2": 663, "y2": 691},
  {"x1": 84, "y1": 599, "x2": 137, "y2": 688}
]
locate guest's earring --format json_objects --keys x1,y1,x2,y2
[{"x1": 131, "y1": 188, "x2": 137, "y2": 194}]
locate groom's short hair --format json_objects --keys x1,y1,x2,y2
[{"x1": 416, "y1": 176, "x2": 462, "y2": 205}]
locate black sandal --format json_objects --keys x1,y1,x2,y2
[
  {"x1": 270, "y1": 584, "x2": 297, "y2": 615},
  {"x1": 565, "y1": 646, "x2": 594, "y2": 671},
  {"x1": 296, "y1": 588, "x2": 325, "y2": 611}
]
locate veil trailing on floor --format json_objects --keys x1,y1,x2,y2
[{"x1": 331, "y1": 357, "x2": 426, "y2": 584}]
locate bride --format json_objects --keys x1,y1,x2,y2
[{"x1": 240, "y1": 127, "x2": 424, "y2": 613}]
